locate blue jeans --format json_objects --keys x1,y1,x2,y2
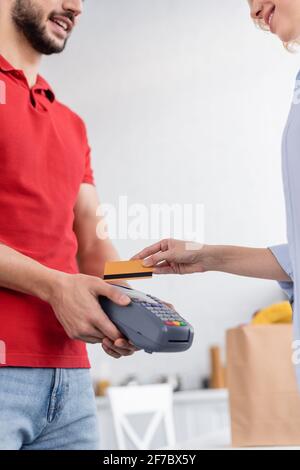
[{"x1": 0, "y1": 367, "x2": 100, "y2": 450}]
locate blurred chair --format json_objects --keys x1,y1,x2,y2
[{"x1": 107, "y1": 384, "x2": 176, "y2": 450}]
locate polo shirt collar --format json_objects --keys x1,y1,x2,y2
[
  {"x1": 0, "y1": 54, "x2": 15, "y2": 72},
  {"x1": 34, "y1": 75, "x2": 55, "y2": 103},
  {"x1": 0, "y1": 54, "x2": 55, "y2": 103}
]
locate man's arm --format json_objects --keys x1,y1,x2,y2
[
  {"x1": 73, "y1": 184, "x2": 136, "y2": 357},
  {"x1": 74, "y1": 183, "x2": 120, "y2": 278},
  {"x1": 0, "y1": 244, "x2": 134, "y2": 355},
  {"x1": 0, "y1": 243, "x2": 61, "y2": 301}
]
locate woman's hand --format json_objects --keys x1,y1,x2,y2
[
  {"x1": 133, "y1": 240, "x2": 292, "y2": 283},
  {"x1": 132, "y1": 239, "x2": 207, "y2": 275}
]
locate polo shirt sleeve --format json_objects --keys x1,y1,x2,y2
[
  {"x1": 80, "y1": 119, "x2": 95, "y2": 186},
  {"x1": 82, "y1": 144, "x2": 95, "y2": 185},
  {"x1": 268, "y1": 244, "x2": 294, "y2": 302}
]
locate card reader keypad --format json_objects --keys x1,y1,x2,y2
[{"x1": 137, "y1": 300, "x2": 187, "y2": 327}]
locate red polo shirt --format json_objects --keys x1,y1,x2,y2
[{"x1": 0, "y1": 54, "x2": 94, "y2": 368}]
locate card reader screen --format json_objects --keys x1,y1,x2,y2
[{"x1": 115, "y1": 286, "x2": 159, "y2": 304}]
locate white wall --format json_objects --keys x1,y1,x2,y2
[{"x1": 41, "y1": 0, "x2": 300, "y2": 389}]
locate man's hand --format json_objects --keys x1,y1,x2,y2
[
  {"x1": 101, "y1": 337, "x2": 139, "y2": 359},
  {"x1": 48, "y1": 272, "x2": 137, "y2": 358}
]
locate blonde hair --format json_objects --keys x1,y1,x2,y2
[{"x1": 254, "y1": 17, "x2": 299, "y2": 51}]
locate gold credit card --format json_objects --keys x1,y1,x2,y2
[{"x1": 104, "y1": 260, "x2": 153, "y2": 281}]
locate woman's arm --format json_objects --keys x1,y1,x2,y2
[
  {"x1": 201, "y1": 245, "x2": 291, "y2": 281},
  {"x1": 132, "y1": 239, "x2": 291, "y2": 282}
]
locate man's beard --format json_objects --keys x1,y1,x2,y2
[{"x1": 11, "y1": 0, "x2": 69, "y2": 55}]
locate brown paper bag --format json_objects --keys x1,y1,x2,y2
[{"x1": 227, "y1": 325, "x2": 300, "y2": 447}]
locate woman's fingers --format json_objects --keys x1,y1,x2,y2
[
  {"x1": 143, "y1": 247, "x2": 174, "y2": 267},
  {"x1": 131, "y1": 240, "x2": 170, "y2": 261},
  {"x1": 153, "y1": 265, "x2": 174, "y2": 274},
  {"x1": 131, "y1": 241, "x2": 163, "y2": 260}
]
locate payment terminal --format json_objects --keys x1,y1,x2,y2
[{"x1": 99, "y1": 285, "x2": 194, "y2": 354}]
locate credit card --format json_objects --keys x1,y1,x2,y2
[{"x1": 104, "y1": 260, "x2": 153, "y2": 281}]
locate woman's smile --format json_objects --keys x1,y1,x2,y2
[{"x1": 265, "y1": 5, "x2": 276, "y2": 32}]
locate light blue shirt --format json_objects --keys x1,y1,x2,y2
[
  {"x1": 269, "y1": 244, "x2": 294, "y2": 303},
  {"x1": 268, "y1": 70, "x2": 300, "y2": 384}
]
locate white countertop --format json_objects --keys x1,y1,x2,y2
[{"x1": 96, "y1": 388, "x2": 229, "y2": 409}]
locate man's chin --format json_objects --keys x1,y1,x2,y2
[{"x1": 40, "y1": 35, "x2": 67, "y2": 55}]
